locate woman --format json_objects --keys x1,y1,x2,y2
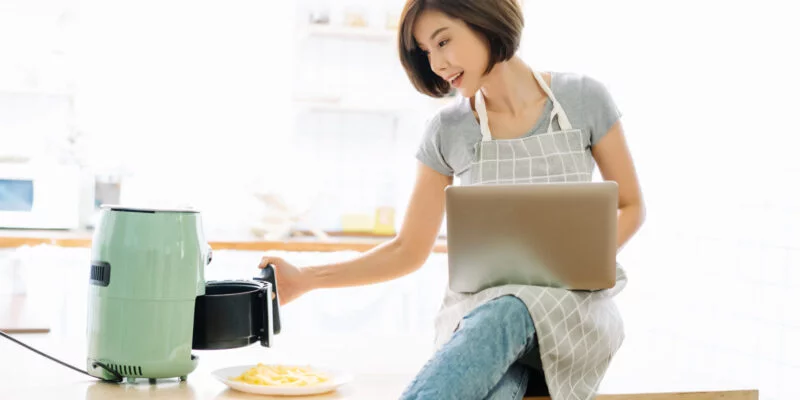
[{"x1": 258, "y1": 0, "x2": 645, "y2": 399}]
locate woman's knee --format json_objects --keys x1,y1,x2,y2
[
  {"x1": 459, "y1": 296, "x2": 536, "y2": 347},
  {"x1": 453, "y1": 295, "x2": 538, "y2": 364},
  {"x1": 465, "y1": 295, "x2": 531, "y2": 326}
]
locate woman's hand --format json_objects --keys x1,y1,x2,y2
[{"x1": 258, "y1": 255, "x2": 313, "y2": 306}]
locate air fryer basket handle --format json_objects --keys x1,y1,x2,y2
[
  {"x1": 254, "y1": 264, "x2": 281, "y2": 335},
  {"x1": 258, "y1": 283, "x2": 273, "y2": 347}
]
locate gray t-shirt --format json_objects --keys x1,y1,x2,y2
[{"x1": 416, "y1": 71, "x2": 622, "y2": 177}]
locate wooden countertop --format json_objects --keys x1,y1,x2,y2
[
  {"x1": 0, "y1": 229, "x2": 448, "y2": 254},
  {"x1": 0, "y1": 328, "x2": 758, "y2": 400},
  {"x1": 0, "y1": 330, "x2": 419, "y2": 400}
]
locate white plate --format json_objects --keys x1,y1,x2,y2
[{"x1": 212, "y1": 364, "x2": 353, "y2": 396}]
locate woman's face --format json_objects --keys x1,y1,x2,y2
[{"x1": 413, "y1": 9, "x2": 490, "y2": 97}]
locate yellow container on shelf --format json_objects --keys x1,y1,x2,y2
[
  {"x1": 341, "y1": 213, "x2": 374, "y2": 233},
  {"x1": 373, "y1": 206, "x2": 395, "y2": 235}
]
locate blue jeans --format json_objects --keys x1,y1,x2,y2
[{"x1": 400, "y1": 296, "x2": 538, "y2": 400}]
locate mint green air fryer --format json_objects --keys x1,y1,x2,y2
[{"x1": 86, "y1": 205, "x2": 280, "y2": 383}]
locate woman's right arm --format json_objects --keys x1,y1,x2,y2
[
  {"x1": 258, "y1": 162, "x2": 452, "y2": 303},
  {"x1": 305, "y1": 162, "x2": 452, "y2": 289}
]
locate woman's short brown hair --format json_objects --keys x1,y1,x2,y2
[{"x1": 398, "y1": 0, "x2": 524, "y2": 98}]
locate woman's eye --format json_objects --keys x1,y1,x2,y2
[{"x1": 438, "y1": 39, "x2": 449, "y2": 47}]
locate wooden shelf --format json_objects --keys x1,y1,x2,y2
[
  {"x1": 0, "y1": 295, "x2": 51, "y2": 334},
  {"x1": 0, "y1": 229, "x2": 447, "y2": 254}
]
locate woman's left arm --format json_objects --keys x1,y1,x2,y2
[{"x1": 591, "y1": 120, "x2": 645, "y2": 250}]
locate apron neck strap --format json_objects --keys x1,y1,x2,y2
[
  {"x1": 533, "y1": 70, "x2": 573, "y2": 133},
  {"x1": 475, "y1": 89, "x2": 493, "y2": 141},
  {"x1": 475, "y1": 70, "x2": 573, "y2": 141}
]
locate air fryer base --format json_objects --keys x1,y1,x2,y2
[{"x1": 86, "y1": 354, "x2": 199, "y2": 381}]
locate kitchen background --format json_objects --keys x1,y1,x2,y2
[{"x1": 1, "y1": 0, "x2": 799, "y2": 399}]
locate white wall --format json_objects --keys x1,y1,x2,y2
[
  {"x1": 519, "y1": 1, "x2": 800, "y2": 399},
  {"x1": 71, "y1": 0, "x2": 299, "y2": 236}
]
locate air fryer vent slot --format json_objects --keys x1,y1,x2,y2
[
  {"x1": 90, "y1": 261, "x2": 111, "y2": 286},
  {"x1": 109, "y1": 364, "x2": 142, "y2": 376}
]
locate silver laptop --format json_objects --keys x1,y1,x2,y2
[{"x1": 445, "y1": 181, "x2": 618, "y2": 293}]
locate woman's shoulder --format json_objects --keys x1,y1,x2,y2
[
  {"x1": 434, "y1": 94, "x2": 474, "y2": 126},
  {"x1": 416, "y1": 95, "x2": 481, "y2": 177},
  {"x1": 551, "y1": 71, "x2": 611, "y2": 99},
  {"x1": 424, "y1": 95, "x2": 477, "y2": 136},
  {"x1": 551, "y1": 70, "x2": 621, "y2": 144}
]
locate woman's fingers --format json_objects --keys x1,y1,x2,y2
[{"x1": 259, "y1": 255, "x2": 283, "y2": 269}]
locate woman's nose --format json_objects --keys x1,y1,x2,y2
[{"x1": 429, "y1": 52, "x2": 448, "y2": 73}]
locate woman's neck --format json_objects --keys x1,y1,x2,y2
[{"x1": 479, "y1": 57, "x2": 544, "y2": 116}]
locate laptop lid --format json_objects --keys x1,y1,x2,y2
[{"x1": 445, "y1": 181, "x2": 618, "y2": 293}]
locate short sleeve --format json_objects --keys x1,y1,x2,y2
[
  {"x1": 582, "y1": 76, "x2": 622, "y2": 146},
  {"x1": 415, "y1": 114, "x2": 454, "y2": 176}
]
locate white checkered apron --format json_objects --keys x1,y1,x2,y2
[{"x1": 433, "y1": 71, "x2": 628, "y2": 400}]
